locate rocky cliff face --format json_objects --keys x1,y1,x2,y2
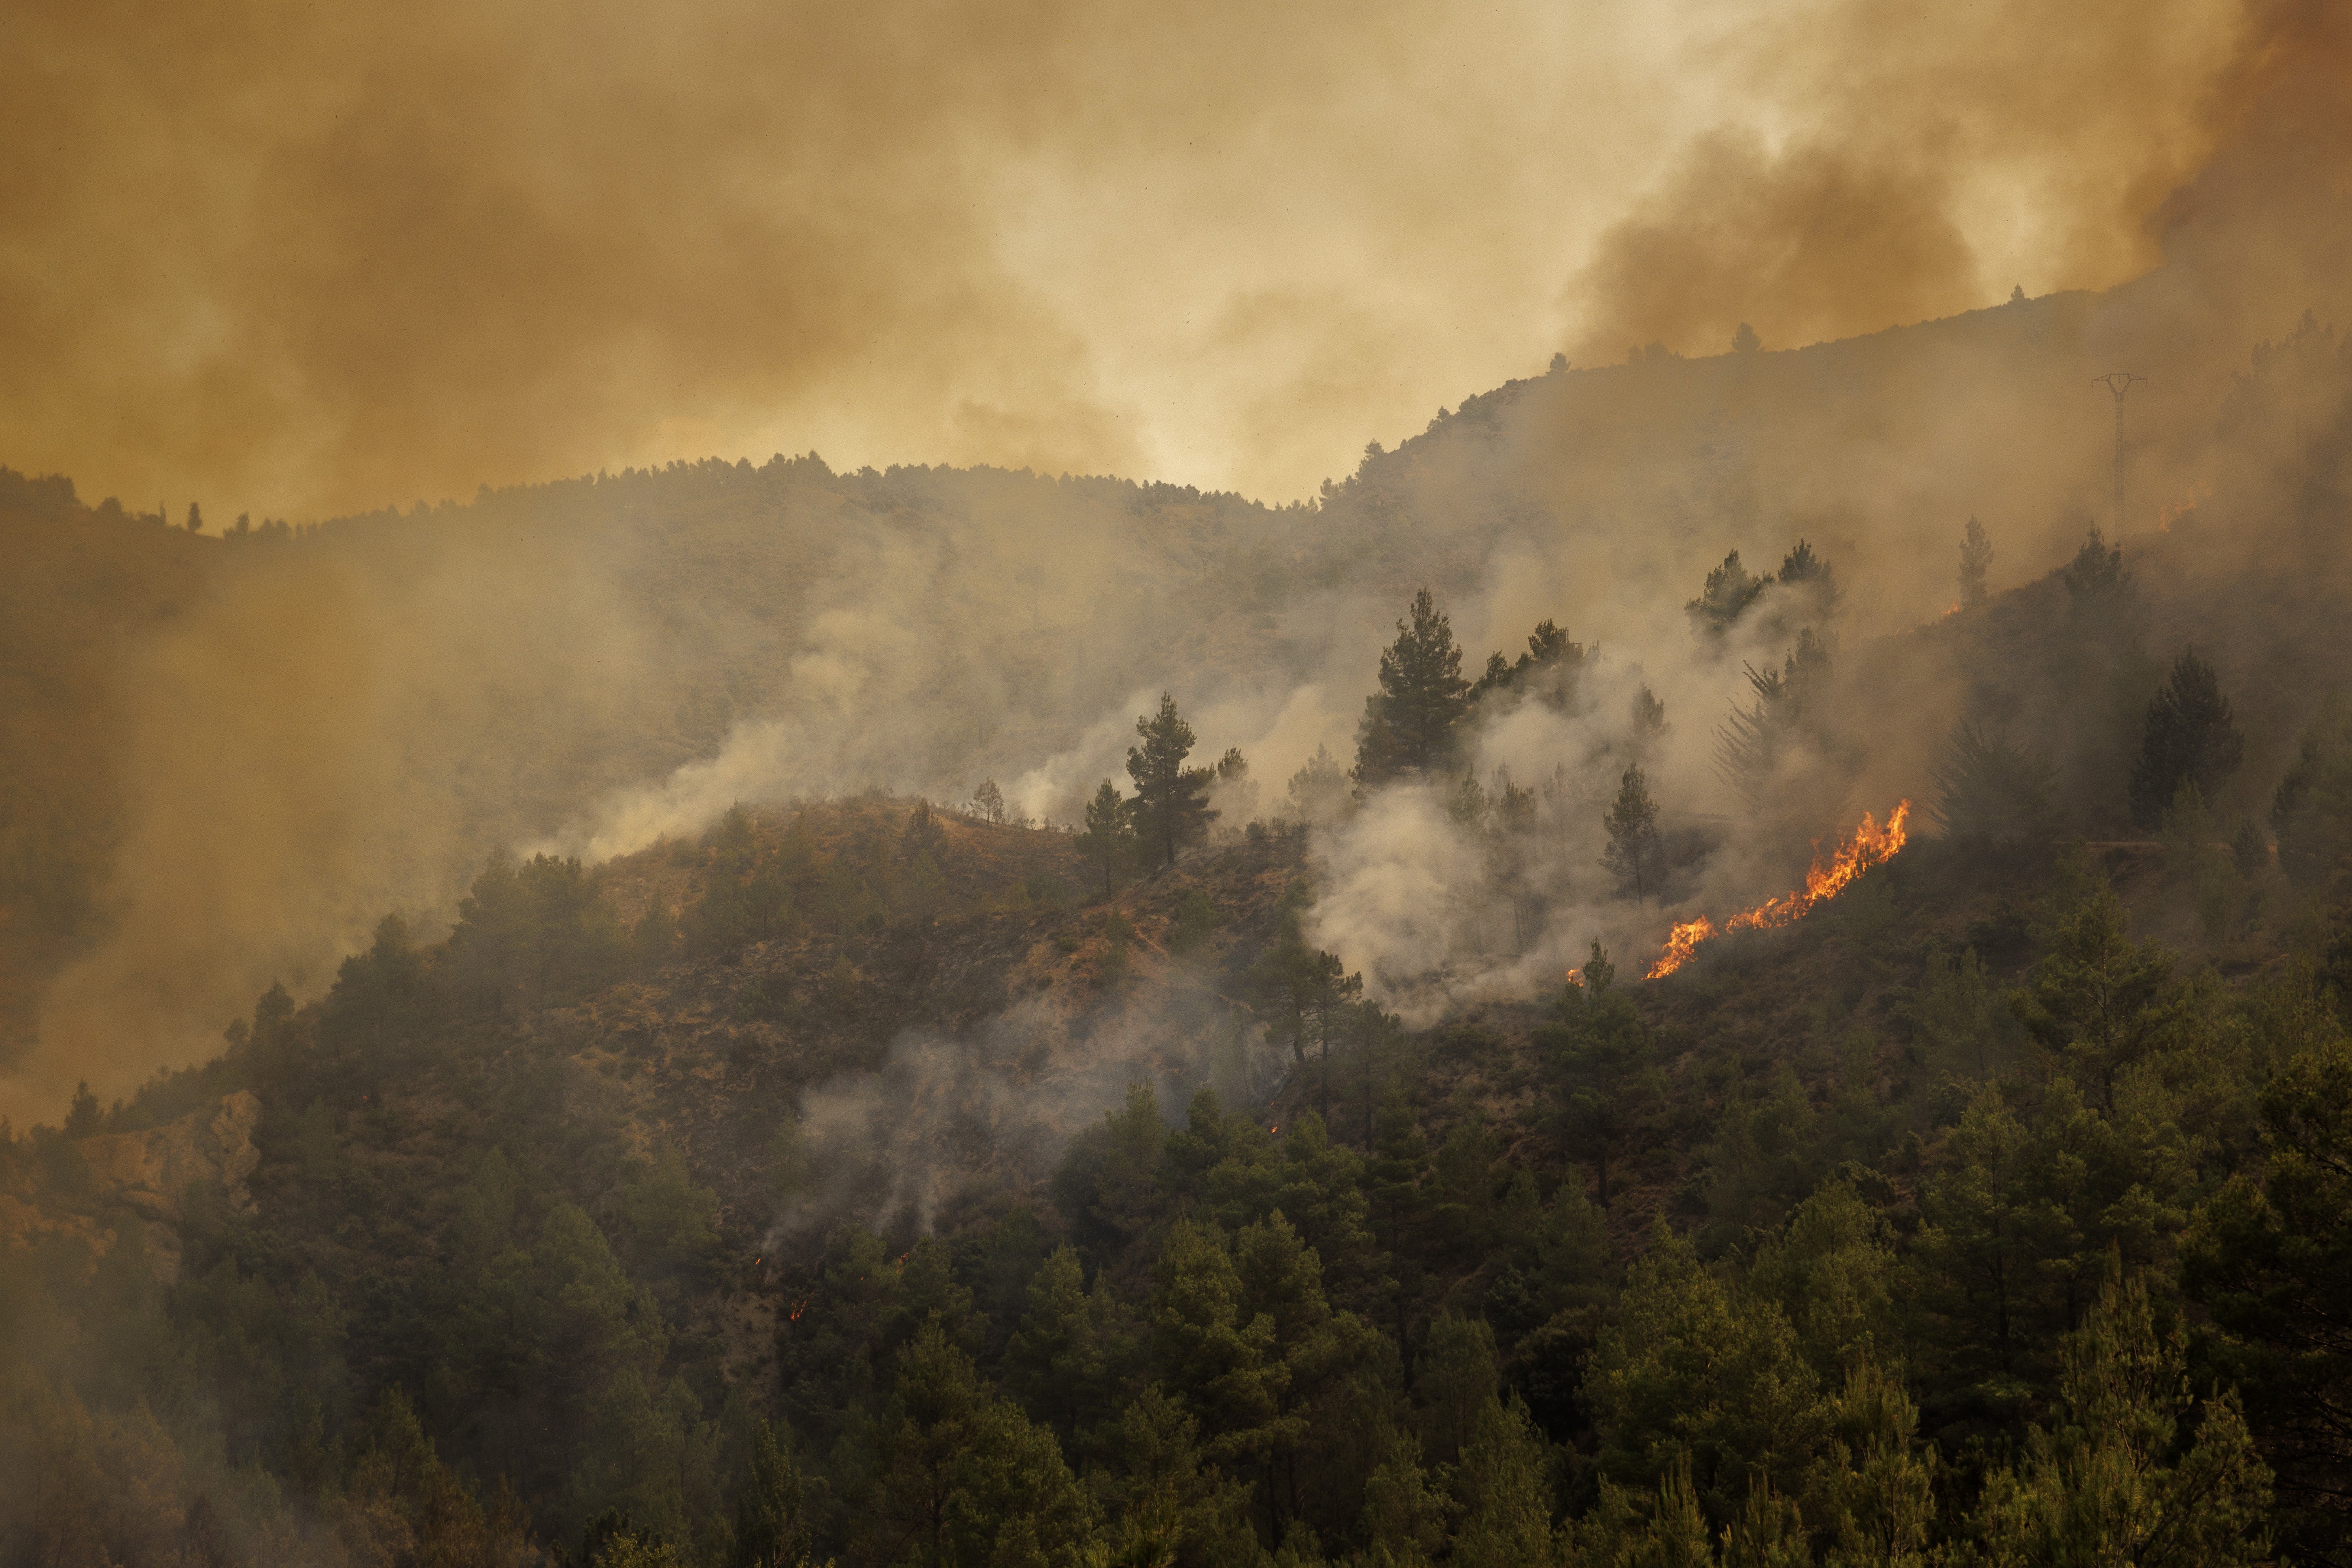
[{"x1": 0, "y1": 1088, "x2": 261, "y2": 1282}]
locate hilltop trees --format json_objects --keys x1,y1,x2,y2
[
  {"x1": 2129, "y1": 649, "x2": 2244, "y2": 831},
  {"x1": 1128, "y1": 694, "x2": 1216, "y2": 868},
  {"x1": 1354, "y1": 588, "x2": 1471, "y2": 786}
]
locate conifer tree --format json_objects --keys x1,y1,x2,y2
[
  {"x1": 1078, "y1": 780, "x2": 1132, "y2": 898},
  {"x1": 1469, "y1": 618, "x2": 1588, "y2": 710},
  {"x1": 1960, "y1": 516, "x2": 1994, "y2": 607},
  {"x1": 1600, "y1": 764, "x2": 1664, "y2": 903},
  {"x1": 1713, "y1": 627, "x2": 1835, "y2": 817},
  {"x1": 1285, "y1": 743, "x2": 1350, "y2": 824},
  {"x1": 1970, "y1": 1268, "x2": 2272, "y2": 1567},
  {"x1": 726, "y1": 1422, "x2": 811, "y2": 1568},
  {"x1": 1627, "y1": 684, "x2": 1669, "y2": 763},
  {"x1": 1772, "y1": 537, "x2": 1841, "y2": 620},
  {"x1": 1126, "y1": 694, "x2": 1215, "y2": 867},
  {"x1": 2063, "y1": 524, "x2": 2135, "y2": 643},
  {"x1": 1550, "y1": 951, "x2": 1664, "y2": 1205},
  {"x1": 1353, "y1": 589, "x2": 1472, "y2": 786},
  {"x1": 1928, "y1": 719, "x2": 2059, "y2": 844},
  {"x1": 2129, "y1": 648, "x2": 2244, "y2": 831},
  {"x1": 1686, "y1": 550, "x2": 1766, "y2": 639}
]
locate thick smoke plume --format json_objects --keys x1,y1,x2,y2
[{"x1": 0, "y1": 0, "x2": 2277, "y2": 517}]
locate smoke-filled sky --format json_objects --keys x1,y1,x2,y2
[{"x1": 2, "y1": 0, "x2": 2252, "y2": 518}]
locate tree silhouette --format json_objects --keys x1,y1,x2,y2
[
  {"x1": 2129, "y1": 649, "x2": 2244, "y2": 831},
  {"x1": 1959, "y1": 517, "x2": 1993, "y2": 608},
  {"x1": 1686, "y1": 550, "x2": 1766, "y2": 639},
  {"x1": 1127, "y1": 694, "x2": 1214, "y2": 867},
  {"x1": 1601, "y1": 764, "x2": 1665, "y2": 902},
  {"x1": 1354, "y1": 588, "x2": 1471, "y2": 785}
]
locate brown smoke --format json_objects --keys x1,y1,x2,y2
[
  {"x1": 0, "y1": 0, "x2": 2294, "y2": 514},
  {"x1": 1568, "y1": 0, "x2": 2245, "y2": 361}
]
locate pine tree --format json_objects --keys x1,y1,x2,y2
[
  {"x1": 1959, "y1": 516, "x2": 1994, "y2": 607},
  {"x1": 1600, "y1": 765, "x2": 1665, "y2": 903},
  {"x1": 2184, "y1": 1030, "x2": 2352, "y2": 1549},
  {"x1": 1627, "y1": 684, "x2": 1669, "y2": 763},
  {"x1": 2128, "y1": 648, "x2": 2244, "y2": 832},
  {"x1": 1353, "y1": 589, "x2": 1472, "y2": 786},
  {"x1": 1549, "y1": 953, "x2": 1663, "y2": 1205},
  {"x1": 2063, "y1": 525, "x2": 2136, "y2": 646},
  {"x1": 1469, "y1": 619, "x2": 1588, "y2": 710},
  {"x1": 1713, "y1": 628, "x2": 1838, "y2": 821},
  {"x1": 1927, "y1": 719, "x2": 2059, "y2": 844},
  {"x1": 1285, "y1": 743, "x2": 1351, "y2": 824},
  {"x1": 1127, "y1": 694, "x2": 1215, "y2": 867},
  {"x1": 1078, "y1": 780, "x2": 1132, "y2": 898},
  {"x1": 969, "y1": 779, "x2": 1006, "y2": 826},
  {"x1": 725, "y1": 1421, "x2": 811, "y2": 1568},
  {"x1": 1772, "y1": 538, "x2": 1841, "y2": 620},
  {"x1": 1686, "y1": 550, "x2": 1766, "y2": 639},
  {"x1": 1970, "y1": 1267, "x2": 2272, "y2": 1568}
]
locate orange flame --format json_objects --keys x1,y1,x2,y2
[
  {"x1": 1646, "y1": 801, "x2": 1911, "y2": 979},
  {"x1": 1646, "y1": 917, "x2": 1715, "y2": 980},
  {"x1": 1942, "y1": 602, "x2": 1961, "y2": 618}
]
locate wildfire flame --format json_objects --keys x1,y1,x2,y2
[{"x1": 1646, "y1": 800, "x2": 1912, "y2": 979}]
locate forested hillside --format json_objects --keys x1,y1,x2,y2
[
  {"x1": 8, "y1": 261, "x2": 2352, "y2": 1568},
  {"x1": 9, "y1": 487, "x2": 2352, "y2": 1565}
]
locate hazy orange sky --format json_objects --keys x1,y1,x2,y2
[{"x1": 2, "y1": 0, "x2": 2247, "y2": 518}]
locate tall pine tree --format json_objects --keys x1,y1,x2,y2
[
  {"x1": 1354, "y1": 589, "x2": 1471, "y2": 786},
  {"x1": 1127, "y1": 694, "x2": 1215, "y2": 867},
  {"x1": 2128, "y1": 648, "x2": 2244, "y2": 831}
]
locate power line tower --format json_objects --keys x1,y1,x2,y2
[{"x1": 2092, "y1": 372, "x2": 2148, "y2": 533}]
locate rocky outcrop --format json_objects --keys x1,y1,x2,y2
[
  {"x1": 0, "y1": 1090, "x2": 263, "y2": 1283},
  {"x1": 75, "y1": 1091, "x2": 262, "y2": 1223}
]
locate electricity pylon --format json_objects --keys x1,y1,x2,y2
[{"x1": 2092, "y1": 373, "x2": 2148, "y2": 533}]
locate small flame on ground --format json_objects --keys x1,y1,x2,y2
[
  {"x1": 1942, "y1": 602, "x2": 1961, "y2": 618},
  {"x1": 1646, "y1": 800, "x2": 1912, "y2": 979}
]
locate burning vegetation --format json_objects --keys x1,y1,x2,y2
[{"x1": 1646, "y1": 800, "x2": 1913, "y2": 978}]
